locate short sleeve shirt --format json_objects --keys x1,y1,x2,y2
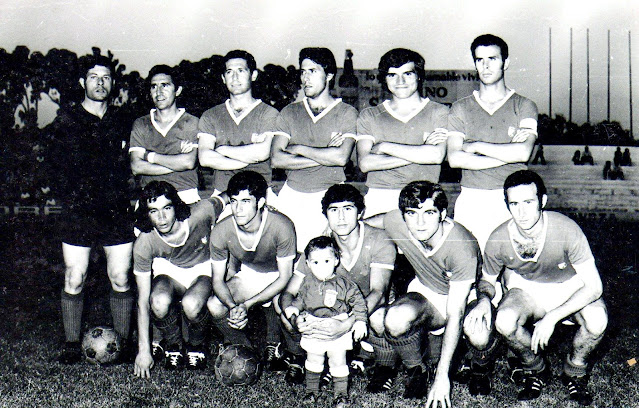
[
  {"x1": 483, "y1": 211, "x2": 594, "y2": 283},
  {"x1": 357, "y1": 99, "x2": 449, "y2": 188},
  {"x1": 295, "y1": 223, "x2": 396, "y2": 297},
  {"x1": 209, "y1": 208, "x2": 297, "y2": 272},
  {"x1": 448, "y1": 91, "x2": 538, "y2": 189},
  {"x1": 198, "y1": 100, "x2": 279, "y2": 190},
  {"x1": 129, "y1": 109, "x2": 200, "y2": 192},
  {"x1": 384, "y1": 210, "x2": 480, "y2": 294},
  {"x1": 133, "y1": 199, "x2": 220, "y2": 274},
  {"x1": 274, "y1": 98, "x2": 358, "y2": 193}
]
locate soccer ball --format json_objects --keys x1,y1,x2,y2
[
  {"x1": 81, "y1": 326, "x2": 121, "y2": 365},
  {"x1": 214, "y1": 344, "x2": 262, "y2": 386}
]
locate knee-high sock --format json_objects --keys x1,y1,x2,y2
[
  {"x1": 386, "y1": 329, "x2": 424, "y2": 369},
  {"x1": 154, "y1": 305, "x2": 182, "y2": 347},
  {"x1": 563, "y1": 355, "x2": 588, "y2": 378},
  {"x1": 185, "y1": 309, "x2": 209, "y2": 347},
  {"x1": 427, "y1": 333, "x2": 443, "y2": 367},
  {"x1": 469, "y1": 333, "x2": 500, "y2": 369},
  {"x1": 61, "y1": 290, "x2": 83, "y2": 343},
  {"x1": 330, "y1": 365, "x2": 350, "y2": 396},
  {"x1": 282, "y1": 326, "x2": 304, "y2": 357},
  {"x1": 263, "y1": 305, "x2": 281, "y2": 344},
  {"x1": 152, "y1": 323, "x2": 163, "y2": 344},
  {"x1": 211, "y1": 316, "x2": 250, "y2": 347},
  {"x1": 305, "y1": 370, "x2": 322, "y2": 393},
  {"x1": 368, "y1": 331, "x2": 397, "y2": 367},
  {"x1": 110, "y1": 289, "x2": 134, "y2": 341}
]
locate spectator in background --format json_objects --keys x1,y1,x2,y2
[
  {"x1": 531, "y1": 143, "x2": 546, "y2": 165},
  {"x1": 610, "y1": 162, "x2": 625, "y2": 180},
  {"x1": 581, "y1": 146, "x2": 594, "y2": 165},
  {"x1": 622, "y1": 148, "x2": 632, "y2": 166},
  {"x1": 614, "y1": 146, "x2": 622, "y2": 167},
  {"x1": 603, "y1": 161, "x2": 612, "y2": 180},
  {"x1": 572, "y1": 150, "x2": 582, "y2": 165}
]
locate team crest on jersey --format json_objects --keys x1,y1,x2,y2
[{"x1": 324, "y1": 289, "x2": 338, "y2": 308}]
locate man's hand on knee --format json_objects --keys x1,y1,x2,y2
[
  {"x1": 531, "y1": 313, "x2": 559, "y2": 353},
  {"x1": 464, "y1": 297, "x2": 492, "y2": 335}
]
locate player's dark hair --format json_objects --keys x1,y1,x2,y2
[
  {"x1": 377, "y1": 48, "x2": 426, "y2": 93},
  {"x1": 224, "y1": 50, "x2": 257, "y2": 73},
  {"x1": 80, "y1": 55, "x2": 116, "y2": 79},
  {"x1": 299, "y1": 47, "x2": 337, "y2": 88},
  {"x1": 227, "y1": 170, "x2": 268, "y2": 201},
  {"x1": 304, "y1": 235, "x2": 341, "y2": 261},
  {"x1": 503, "y1": 170, "x2": 547, "y2": 207},
  {"x1": 148, "y1": 64, "x2": 182, "y2": 89},
  {"x1": 135, "y1": 181, "x2": 191, "y2": 233},
  {"x1": 471, "y1": 34, "x2": 509, "y2": 60},
  {"x1": 299, "y1": 48, "x2": 337, "y2": 75},
  {"x1": 321, "y1": 184, "x2": 365, "y2": 216},
  {"x1": 399, "y1": 180, "x2": 448, "y2": 214}
]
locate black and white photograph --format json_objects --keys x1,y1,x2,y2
[{"x1": 1, "y1": 1, "x2": 638, "y2": 407}]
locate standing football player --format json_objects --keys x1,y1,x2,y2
[
  {"x1": 447, "y1": 34, "x2": 538, "y2": 251},
  {"x1": 207, "y1": 171, "x2": 296, "y2": 370},
  {"x1": 48, "y1": 56, "x2": 135, "y2": 364},
  {"x1": 357, "y1": 48, "x2": 449, "y2": 217},
  {"x1": 198, "y1": 50, "x2": 279, "y2": 212},
  {"x1": 464, "y1": 170, "x2": 607, "y2": 405},
  {"x1": 133, "y1": 181, "x2": 224, "y2": 377},
  {"x1": 271, "y1": 47, "x2": 358, "y2": 252},
  {"x1": 129, "y1": 65, "x2": 201, "y2": 205}
]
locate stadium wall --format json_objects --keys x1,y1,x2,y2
[{"x1": 6, "y1": 145, "x2": 639, "y2": 221}]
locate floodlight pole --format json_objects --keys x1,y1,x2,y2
[
  {"x1": 608, "y1": 30, "x2": 611, "y2": 121},
  {"x1": 587, "y1": 28, "x2": 590, "y2": 124},
  {"x1": 629, "y1": 31, "x2": 633, "y2": 139},
  {"x1": 569, "y1": 27, "x2": 573, "y2": 123},
  {"x1": 549, "y1": 27, "x2": 552, "y2": 118}
]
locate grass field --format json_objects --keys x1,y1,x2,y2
[{"x1": 1, "y1": 214, "x2": 638, "y2": 408}]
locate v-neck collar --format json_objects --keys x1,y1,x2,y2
[
  {"x1": 150, "y1": 108, "x2": 186, "y2": 137},
  {"x1": 472, "y1": 89, "x2": 515, "y2": 115},
  {"x1": 508, "y1": 212, "x2": 548, "y2": 263},
  {"x1": 382, "y1": 98, "x2": 429, "y2": 124},
  {"x1": 154, "y1": 219, "x2": 190, "y2": 247},
  {"x1": 408, "y1": 218, "x2": 453, "y2": 259},
  {"x1": 337, "y1": 222, "x2": 365, "y2": 272},
  {"x1": 233, "y1": 208, "x2": 269, "y2": 252},
  {"x1": 303, "y1": 97, "x2": 342, "y2": 123},
  {"x1": 225, "y1": 99, "x2": 262, "y2": 125}
]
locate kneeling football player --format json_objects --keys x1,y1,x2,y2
[
  {"x1": 366, "y1": 181, "x2": 481, "y2": 407},
  {"x1": 464, "y1": 170, "x2": 607, "y2": 405},
  {"x1": 207, "y1": 171, "x2": 296, "y2": 370},
  {"x1": 133, "y1": 181, "x2": 224, "y2": 377}
]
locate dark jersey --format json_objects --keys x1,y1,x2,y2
[{"x1": 47, "y1": 104, "x2": 132, "y2": 214}]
